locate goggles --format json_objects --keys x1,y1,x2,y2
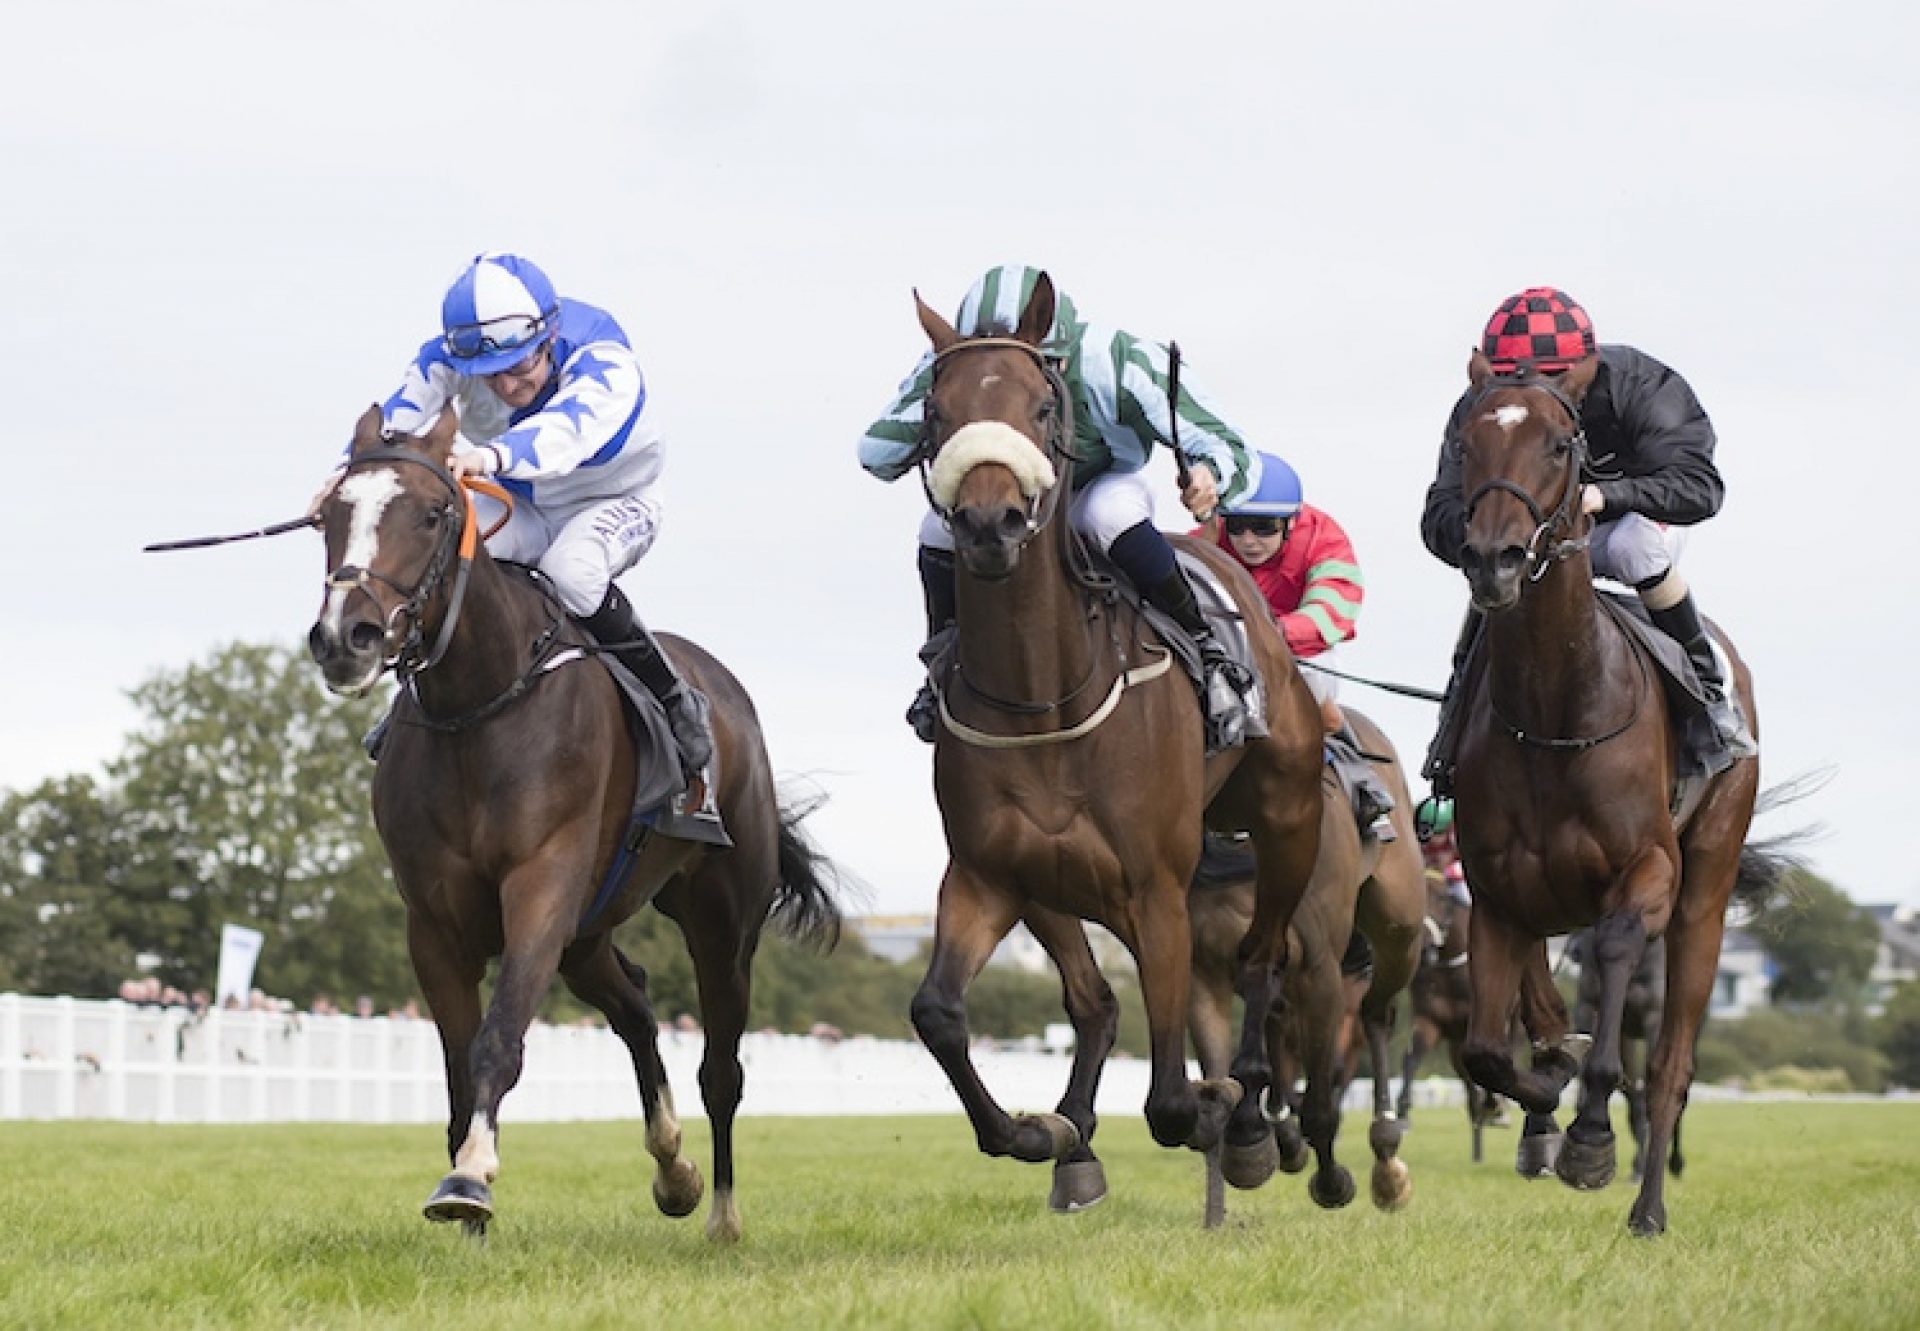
[
  {"x1": 1223, "y1": 515, "x2": 1286, "y2": 538},
  {"x1": 443, "y1": 312, "x2": 553, "y2": 361}
]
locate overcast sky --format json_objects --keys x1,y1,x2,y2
[{"x1": 3, "y1": 1, "x2": 1914, "y2": 917}]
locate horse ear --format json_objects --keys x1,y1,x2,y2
[
  {"x1": 915, "y1": 289, "x2": 959, "y2": 352},
  {"x1": 1468, "y1": 348, "x2": 1493, "y2": 388},
  {"x1": 351, "y1": 404, "x2": 386, "y2": 454},
  {"x1": 423, "y1": 406, "x2": 460, "y2": 461},
  {"x1": 1558, "y1": 353, "x2": 1601, "y2": 405},
  {"x1": 1016, "y1": 272, "x2": 1055, "y2": 347}
]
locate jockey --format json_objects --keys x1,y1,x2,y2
[
  {"x1": 1419, "y1": 287, "x2": 1756, "y2": 792},
  {"x1": 322, "y1": 252, "x2": 711, "y2": 777},
  {"x1": 859, "y1": 263, "x2": 1264, "y2": 752},
  {"x1": 1202, "y1": 453, "x2": 1393, "y2": 832}
]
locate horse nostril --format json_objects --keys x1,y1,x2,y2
[
  {"x1": 994, "y1": 505, "x2": 1027, "y2": 541},
  {"x1": 348, "y1": 622, "x2": 385, "y2": 654},
  {"x1": 307, "y1": 623, "x2": 333, "y2": 663},
  {"x1": 1496, "y1": 546, "x2": 1528, "y2": 576}
]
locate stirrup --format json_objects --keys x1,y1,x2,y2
[{"x1": 906, "y1": 681, "x2": 938, "y2": 744}]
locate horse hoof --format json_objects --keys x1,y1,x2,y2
[
  {"x1": 705, "y1": 1190, "x2": 743, "y2": 1245},
  {"x1": 1628, "y1": 1199, "x2": 1667, "y2": 1237},
  {"x1": 423, "y1": 1175, "x2": 493, "y2": 1228},
  {"x1": 1309, "y1": 1165, "x2": 1356, "y2": 1210},
  {"x1": 1371, "y1": 1158, "x2": 1412, "y2": 1212},
  {"x1": 1048, "y1": 1159, "x2": 1109, "y2": 1213},
  {"x1": 1516, "y1": 1131, "x2": 1563, "y2": 1179},
  {"x1": 1011, "y1": 1112, "x2": 1082, "y2": 1163},
  {"x1": 1275, "y1": 1120, "x2": 1310, "y2": 1174},
  {"x1": 1221, "y1": 1131, "x2": 1279, "y2": 1192},
  {"x1": 1555, "y1": 1133, "x2": 1616, "y2": 1191},
  {"x1": 653, "y1": 1159, "x2": 705, "y2": 1218}
]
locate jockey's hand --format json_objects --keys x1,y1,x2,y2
[
  {"x1": 1580, "y1": 483, "x2": 1606, "y2": 516},
  {"x1": 450, "y1": 448, "x2": 499, "y2": 481},
  {"x1": 306, "y1": 470, "x2": 343, "y2": 521},
  {"x1": 1181, "y1": 467, "x2": 1220, "y2": 521}
]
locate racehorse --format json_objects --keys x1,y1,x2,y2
[
  {"x1": 1187, "y1": 707, "x2": 1426, "y2": 1222},
  {"x1": 1447, "y1": 350, "x2": 1785, "y2": 1235},
  {"x1": 1570, "y1": 929, "x2": 1680, "y2": 1181},
  {"x1": 1396, "y1": 870, "x2": 1512, "y2": 1164},
  {"x1": 306, "y1": 406, "x2": 842, "y2": 1242},
  {"x1": 905, "y1": 275, "x2": 1326, "y2": 1205}
]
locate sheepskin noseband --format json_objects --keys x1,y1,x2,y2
[{"x1": 927, "y1": 421, "x2": 1057, "y2": 510}]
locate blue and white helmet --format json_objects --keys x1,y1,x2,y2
[
  {"x1": 1222, "y1": 452, "x2": 1302, "y2": 519},
  {"x1": 439, "y1": 253, "x2": 561, "y2": 375}
]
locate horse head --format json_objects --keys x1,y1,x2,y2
[
  {"x1": 307, "y1": 405, "x2": 466, "y2": 696},
  {"x1": 1456, "y1": 350, "x2": 1600, "y2": 612},
  {"x1": 915, "y1": 273, "x2": 1067, "y2": 580}
]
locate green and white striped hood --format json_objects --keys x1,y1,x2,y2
[{"x1": 953, "y1": 263, "x2": 1082, "y2": 353}]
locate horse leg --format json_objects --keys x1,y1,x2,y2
[
  {"x1": 1187, "y1": 940, "x2": 1241, "y2": 1225},
  {"x1": 425, "y1": 864, "x2": 581, "y2": 1229},
  {"x1": 408, "y1": 914, "x2": 488, "y2": 1232},
  {"x1": 1630, "y1": 898, "x2": 1725, "y2": 1235},
  {"x1": 1023, "y1": 906, "x2": 1118, "y2": 1213},
  {"x1": 1396, "y1": 1018, "x2": 1429, "y2": 1126},
  {"x1": 1460, "y1": 911, "x2": 1569, "y2": 1179},
  {"x1": 1266, "y1": 1009, "x2": 1310, "y2": 1174},
  {"x1": 1356, "y1": 876, "x2": 1421, "y2": 1211},
  {"x1": 556, "y1": 938, "x2": 708, "y2": 1229},
  {"x1": 1295, "y1": 946, "x2": 1356, "y2": 1210},
  {"x1": 1128, "y1": 882, "x2": 1237, "y2": 1154},
  {"x1": 911, "y1": 866, "x2": 1077, "y2": 1164},
  {"x1": 1227, "y1": 813, "x2": 1320, "y2": 1170},
  {"x1": 677, "y1": 899, "x2": 757, "y2": 1244},
  {"x1": 1559, "y1": 905, "x2": 1659, "y2": 1193}
]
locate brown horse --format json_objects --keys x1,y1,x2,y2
[
  {"x1": 1395, "y1": 871, "x2": 1517, "y2": 1164},
  {"x1": 1448, "y1": 351, "x2": 1785, "y2": 1235},
  {"x1": 306, "y1": 407, "x2": 841, "y2": 1242},
  {"x1": 905, "y1": 276, "x2": 1325, "y2": 1205},
  {"x1": 1188, "y1": 707, "x2": 1426, "y2": 1222},
  {"x1": 1570, "y1": 929, "x2": 1679, "y2": 1181}
]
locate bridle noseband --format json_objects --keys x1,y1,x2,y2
[{"x1": 1461, "y1": 375, "x2": 1592, "y2": 582}]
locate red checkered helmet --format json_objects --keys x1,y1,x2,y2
[{"x1": 1481, "y1": 287, "x2": 1595, "y2": 374}]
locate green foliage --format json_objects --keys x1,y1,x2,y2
[
  {"x1": 1876, "y1": 980, "x2": 1920, "y2": 1089},
  {"x1": 1694, "y1": 1004, "x2": 1889, "y2": 1091},
  {"x1": 0, "y1": 775, "x2": 133, "y2": 994},
  {"x1": 1747, "y1": 869, "x2": 1881, "y2": 1006},
  {"x1": 1747, "y1": 1065, "x2": 1855, "y2": 1094}
]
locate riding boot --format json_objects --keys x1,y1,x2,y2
[
  {"x1": 1327, "y1": 721, "x2": 1396, "y2": 833},
  {"x1": 1647, "y1": 591, "x2": 1757, "y2": 768},
  {"x1": 1418, "y1": 608, "x2": 1484, "y2": 812},
  {"x1": 362, "y1": 705, "x2": 394, "y2": 762},
  {"x1": 1142, "y1": 563, "x2": 1255, "y2": 753},
  {"x1": 582, "y1": 585, "x2": 715, "y2": 779},
  {"x1": 907, "y1": 546, "x2": 957, "y2": 744}
]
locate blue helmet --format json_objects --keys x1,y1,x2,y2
[
  {"x1": 439, "y1": 253, "x2": 561, "y2": 375},
  {"x1": 1222, "y1": 452, "x2": 1302, "y2": 520}
]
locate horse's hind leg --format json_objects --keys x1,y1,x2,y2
[
  {"x1": 1294, "y1": 945, "x2": 1356, "y2": 1210},
  {"x1": 912, "y1": 866, "x2": 1077, "y2": 1164},
  {"x1": 1356, "y1": 872, "x2": 1422, "y2": 1211},
  {"x1": 1025, "y1": 907, "x2": 1118, "y2": 1213},
  {"x1": 557, "y1": 937, "x2": 707, "y2": 1228},
  {"x1": 676, "y1": 894, "x2": 758, "y2": 1245}
]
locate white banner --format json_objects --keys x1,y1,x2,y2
[{"x1": 213, "y1": 923, "x2": 264, "y2": 1005}]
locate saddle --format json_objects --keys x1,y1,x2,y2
[{"x1": 1124, "y1": 550, "x2": 1269, "y2": 740}]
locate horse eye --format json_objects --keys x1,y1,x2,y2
[
  {"x1": 1549, "y1": 435, "x2": 1572, "y2": 459},
  {"x1": 1035, "y1": 398, "x2": 1056, "y2": 422},
  {"x1": 423, "y1": 504, "x2": 444, "y2": 529}
]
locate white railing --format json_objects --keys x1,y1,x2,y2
[{"x1": 0, "y1": 993, "x2": 1472, "y2": 1124}]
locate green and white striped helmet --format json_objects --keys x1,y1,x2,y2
[{"x1": 954, "y1": 264, "x2": 1081, "y2": 354}]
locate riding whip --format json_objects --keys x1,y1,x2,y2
[{"x1": 143, "y1": 516, "x2": 318, "y2": 552}]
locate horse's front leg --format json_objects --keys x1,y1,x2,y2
[
  {"x1": 1126, "y1": 879, "x2": 1240, "y2": 1153},
  {"x1": 1024, "y1": 906, "x2": 1118, "y2": 1213},
  {"x1": 911, "y1": 864, "x2": 1076, "y2": 1164},
  {"x1": 1461, "y1": 909, "x2": 1572, "y2": 1178},
  {"x1": 406, "y1": 912, "x2": 487, "y2": 1233},
  {"x1": 1560, "y1": 891, "x2": 1666, "y2": 1193},
  {"x1": 1293, "y1": 947, "x2": 1357, "y2": 1210},
  {"x1": 425, "y1": 855, "x2": 584, "y2": 1232},
  {"x1": 1186, "y1": 930, "x2": 1243, "y2": 1225}
]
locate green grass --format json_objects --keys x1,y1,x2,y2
[{"x1": 2, "y1": 1103, "x2": 1916, "y2": 1330}]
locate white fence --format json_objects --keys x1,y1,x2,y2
[{"x1": 1, "y1": 994, "x2": 1484, "y2": 1124}]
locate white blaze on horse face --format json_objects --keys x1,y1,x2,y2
[
  {"x1": 320, "y1": 470, "x2": 403, "y2": 637},
  {"x1": 452, "y1": 1111, "x2": 500, "y2": 1183},
  {"x1": 1489, "y1": 404, "x2": 1530, "y2": 432}
]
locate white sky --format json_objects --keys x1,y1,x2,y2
[{"x1": 2, "y1": 2, "x2": 1915, "y2": 915}]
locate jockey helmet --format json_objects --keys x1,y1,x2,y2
[
  {"x1": 441, "y1": 253, "x2": 561, "y2": 375},
  {"x1": 1481, "y1": 287, "x2": 1595, "y2": 374},
  {"x1": 955, "y1": 264, "x2": 1082, "y2": 356},
  {"x1": 1220, "y1": 452, "x2": 1302, "y2": 520}
]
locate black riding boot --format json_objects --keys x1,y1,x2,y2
[
  {"x1": 582, "y1": 585, "x2": 715, "y2": 779},
  {"x1": 1419, "y1": 608, "x2": 1485, "y2": 803},
  {"x1": 1327, "y1": 720, "x2": 1396, "y2": 833},
  {"x1": 1648, "y1": 591, "x2": 1756, "y2": 766},
  {"x1": 1144, "y1": 565, "x2": 1255, "y2": 752},
  {"x1": 907, "y1": 546, "x2": 957, "y2": 743}
]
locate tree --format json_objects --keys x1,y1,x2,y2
[
  {"x1": 106, "y1": 640, "x2": 411, "y2": 1004},
  {"x1": 1747, "y1": 869, "x2": 1881, "y2": 1007},
  {"x1": 0, "y1": 775, "x2": 135, "y2": 995},
  {"x1": 1878, "y1": 981, "x2": 1920, "y2": 1089}
]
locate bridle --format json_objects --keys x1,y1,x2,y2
[
  {"x1": 324, "y1": 445, "x2": 511, "y2": 679},
  {"x1": 1461, "y1": 375, "x2": 1592, "y2": 582}
]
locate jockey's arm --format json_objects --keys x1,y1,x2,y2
[
  {"x1": 485, "y1": 342, "x2": 648, "y2": 483},
  {"x1": 1589, "y1": 358, "x2": 1723, "y2": 525},
  {"x1": 1116, "y1": 337, "x2": 1259, "y2": 510},
  {"x1": 1421, "y1": 399, "x2": 1474, "y2": 567},
  {"x1": 858, "y1": 355, "x2": 936, "y2": 482}
]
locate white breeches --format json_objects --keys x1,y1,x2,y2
[{"x1": 483, "y1": 491, "x2": 662, "y2": 616}]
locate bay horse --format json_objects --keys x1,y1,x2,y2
[
  {"x1": 307, "y1": 406, "x2": 842, "y2": 1242},
  {"x1": 905, "y1": 275, "x2": 1326, "y2": 1206},
  {"x1": 1187, "y1": 707, "x2": 1426, "y2": 1222},
  {"x1": 1448, "y1": 349, "x2": 1784, "y2": 1235}
]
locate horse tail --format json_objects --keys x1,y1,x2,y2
[
  {"x1": 766, "y1": 787, "x2": 850, "y2": 952},
  {"x1": 1730, "y1": 769, "x2": 1831, "y2": 912}
]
